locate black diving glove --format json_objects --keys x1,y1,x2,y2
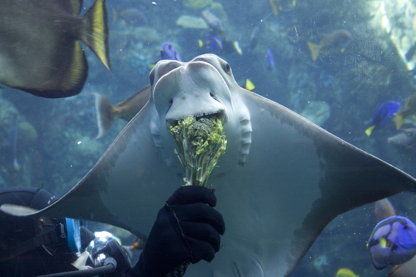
[{"x1": 130, "y1": 185, "x2": 225, "y2": 277}]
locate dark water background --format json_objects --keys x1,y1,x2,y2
[{"x1": 1, "y1": 0, "x2": 416, "y2": 276}]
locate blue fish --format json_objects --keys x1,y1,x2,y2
[
  {"x1": 160, "y1": 42, "x2": 182, "y2": 61},
  {"x1": 198, "y1": 34, "x2": 242, "y2": 55},
  {"x1": 365, "y1": 100, "x2": 401, "y2": 136},
  {"x1": 202, "y1": 34, "x2": 223, "y2": 50},
  {"x1": 368, "y1": 216, "x2": 416, "y2": 269},
  {"x1": 265, "y1": 49, "x2": 275, "y2": 70}
]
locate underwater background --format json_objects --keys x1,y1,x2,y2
[{"x1": 1, "y1": 0, "x2": 416, "y2": 276}]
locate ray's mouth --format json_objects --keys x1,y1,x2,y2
[{"x1": 167, "y1": 110, "x2": 225, "y2": 128}]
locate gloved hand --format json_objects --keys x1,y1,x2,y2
[{"x1": 130, "y1": 185, "x2": 225, "y2": 277}]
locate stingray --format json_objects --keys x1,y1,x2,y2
[{"x1": 3, "y1": 54, "x2": 416, "y2": 276}]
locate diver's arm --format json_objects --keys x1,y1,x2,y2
[{"x1": 127, "y1": 186, "x2": 225, "y2": 277}]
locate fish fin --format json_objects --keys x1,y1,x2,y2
[
  {"x1": 94, "y1": 92, "x2": 116, "y2": 139},
  {"x1": 365, "y1": 125, "x2": 376, "y2": 136},
  {"x1": 61, "y1": 41, "x2": 88, "y2": 92},
  {"x1": 307, "y1": 42, "x2": 320, "y2": 61},
  {"x1": 245, "y1": 79, "x2": 255, "y2": 91},
  {"x1": 394, "y1": 114, "x2": 404, "y2": 129},
  {"x1": 81, "y1": 0, "x2": 110, "y2": 70}
]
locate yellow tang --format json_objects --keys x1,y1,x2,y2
[{"x1": 245, "y1": 79, "x2": 255, "y2": 91}]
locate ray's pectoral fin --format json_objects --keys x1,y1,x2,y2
[
  {"x1": 289, "y1": 149, "x2": 416, "y2": 273},
  {"x1": 294, "y1": 129, "x2": 416, "y2": 274},
  {"x1": 238, "y1": 89, "x2": 416, "y2": 276},
  {"x1": 0, "y1": 102, "x2": 179, "y2": 238}
]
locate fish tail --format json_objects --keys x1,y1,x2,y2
[
  {"x1": 94, "y1": 92, "x2": 116, "y2": 139},
  {"x1": 81, "y1": 0, "x2": 110, "y2": 70},
  {"x1": 307, "y1": 42, "x2": 320, "y2": 61},
  {"x1": 245, "y1": 79, "x2": 255, "y2": 91},
  {"x1": 393, "y1": 114, "x2": 404, "y2": 129},
  {"x1": 365, "y1": 125, "x2": 376, "y2": 136}
]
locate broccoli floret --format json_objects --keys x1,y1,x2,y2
[{"x1": 169, "y1": 116, "x2": 227, "y2": 187}]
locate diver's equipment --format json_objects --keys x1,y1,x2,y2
[
  {"x1": 0, "y1": 216, "x2": 81, "y2": 262},
  {"x1": 65, "y1": 218, "x2": 81, "y2": 252},
  {"x1": 88, "y1": 231, "x2": 132, "y2": 272},
  {"x1": 37, "y1": 231, "x2": 132, "y2": 277},
  {"x1": 131, "y1": 186, "x2": 224, "y2": 277},
  {"x1": 37, "y1": 260, "x2": 117, "y2": 277},
  {"x1": 0, "y1": 187, "x2": 84, "y2": 261}
]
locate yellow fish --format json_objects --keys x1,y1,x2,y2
[
  {"x1": 245, "y1": 79, "x2": 255, "y2": 91},
  {"x1": 394, "y1": 93, "x2": 416, "y2": 129},
  {"x1": 335, "y1": 268, "x2": 359, "y2": 277}
]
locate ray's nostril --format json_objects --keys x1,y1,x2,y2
[{"x1": 209, "y1": 91, "x2": 220, "y2": 102}]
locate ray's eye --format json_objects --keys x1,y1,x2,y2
[{"x1": 222, "y1": 62, "x2": 231, "y2": 74}]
